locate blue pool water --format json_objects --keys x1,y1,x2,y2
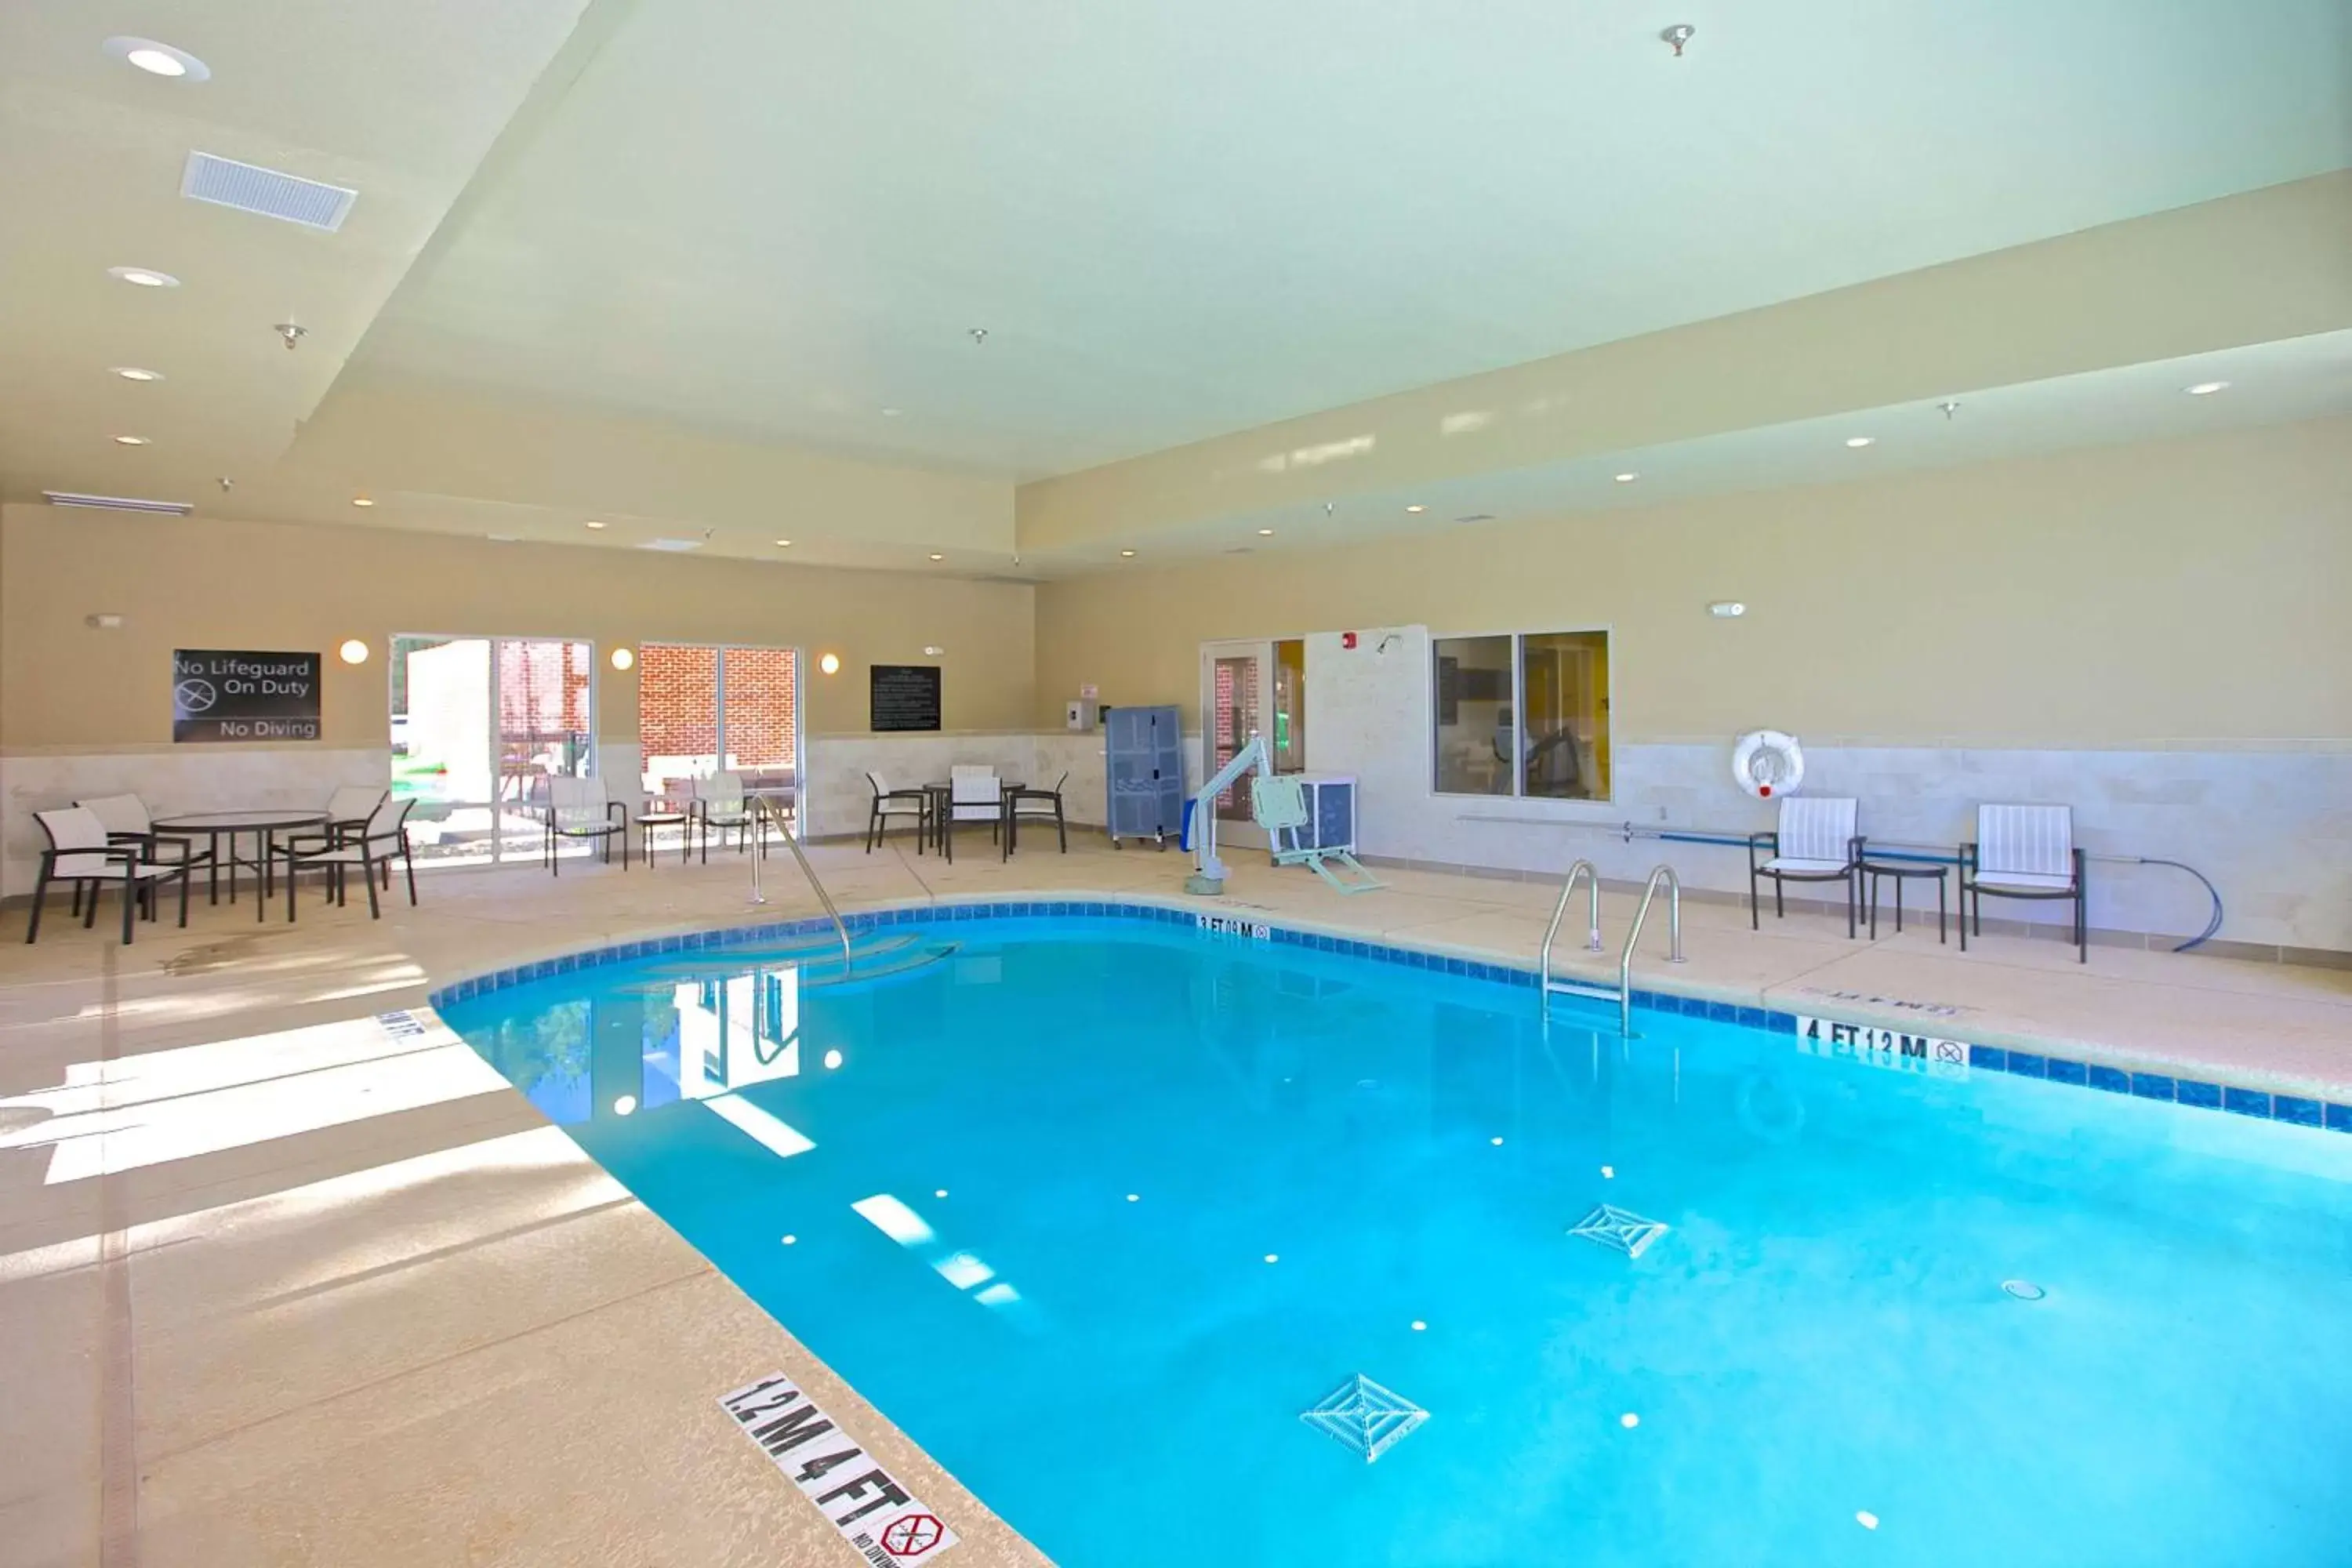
[{"x1": 439, "y1": 914, "x2": 2352, "y2": 1566}]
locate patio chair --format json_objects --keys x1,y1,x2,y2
[
  {"x1": 1007, "y1": 772, "x2": 1070, "y2": 854},
  {"x1": 1748, "y1": 796, "x2": 1863, "y2": 938},
  {"x1": 280, "y1": 798, "x2": 416, "y2": 921},
  {"x1": 946, "y1": 765, "x2": 1007, "y2": 863},
  {"x1": 1960, "y1": 804, "x2": 2087, "y2": 962},
  {"x1": 77, "y1": 793, "x2": 214, "y2": 877},
  {"x1": 25, "y1": 806, "x2": 191, "y2": 946},
  {"x1": 694, "y1": 771, "x2": 758, "y2": 861},
  {"x1": 544, "y1": 776, "x2": 626, "y2": 873},
  {"x1": 865, "y1": 771, "x2": 927, "y2": 852}
]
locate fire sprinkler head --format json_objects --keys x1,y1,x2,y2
[
  {"x1": 274, "y1": 322, "x2": 307, "y2": 351},
  {"x1": 1662, "y1": 24, "x2": 1695, "y2": 55}
]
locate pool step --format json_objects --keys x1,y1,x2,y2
[
  {"x1": 1543, "y1": 975, "x2": 1621, "y2": 1006},
  {"x1": 621, "y1": 931, "x2": 941, "y2": 992}
]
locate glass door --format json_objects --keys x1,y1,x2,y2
[
  {"x1": 1200, "y1": 639, "x2": 1275, "y2": 849},
  {"x1": 637, "y1": 642, "x2": 802, "y2": 829},
  {"x1": 390, "y1": 634, "x2": 593, "y2": 866}
]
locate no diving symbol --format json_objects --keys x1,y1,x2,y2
[
  {"x1": 1934, "y1": 1041, "x2": 1965, "y2": 1064},
  {"x1": 881, "y1": 1514, "x2": 945, "y2": 1558},
  {"x1": 175, "y1": 677, "x2": 218, "y2": 713}
]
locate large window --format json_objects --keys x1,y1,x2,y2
[
  {"x1": 1433, "y1": 630, "x2": 1610, "y2": 800},
  {"x1": 638, "y1": 642, "x2": 799, "y2": 797},
  {"x1": 390, "y1": 635, "x2": 595, "y2": 864}
]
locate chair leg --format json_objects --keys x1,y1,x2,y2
[
  {"x1": 288, "y1": 853, "x2": 299, "y2": 922},
  {"x1": 84, "y1": 883, "x2": 100, "y2": 928},
  {"x1": 177, "y1": 866, "x2": 191, "y2": 928},
  {"x1": 121, "y1": 878, "x2": 137, "y2": 945},
  {"x1": 361, "y1": 853, "x2": 381, "y2": 919},
  {"x1": 1773, "y1": 878, "x2": 1784, "y2": 920},
  {"x1": 404, "y1": 840, "x2": 418, "y2": 905},
  {"x1": 26, "y1": 869, "x2": 49, "y2": 943},
  {"x1": 1846, "y1": 872, "x2": 1857, "y2": 938}
]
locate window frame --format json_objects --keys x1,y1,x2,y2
[
  {"x1": 635, "y1": 639, "x2": 803, "y2": 792},
  {"x1": 1428, "y1": 623, "x2": 1613, "y2": 804}
]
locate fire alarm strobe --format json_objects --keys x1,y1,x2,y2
[{"x1": 1342, "y1": 632, "x2": 1359, "y2": 650}]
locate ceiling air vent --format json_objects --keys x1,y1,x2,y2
[
  {"x1": 43, "y1": 491, "x2": 193, "y2": 516},
  {"x1": 181, "y1": 151, "x2": 358, "y2": 231},
  {"x1": 639, "y1": 538, "x2": 703, "y2": 553},
  {"x1": 1454, "y1": 513, "x2": 1497, "y2": 524}
]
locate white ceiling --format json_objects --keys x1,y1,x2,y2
[
  {"x1": 1018, "y1": 332, "x2": 2352, "y2": 575},
  {"x1": 354, "y1": 0, "x2": 2352, "y2": 479}
]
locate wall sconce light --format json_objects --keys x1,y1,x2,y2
[
  {"x1": 338, "y1": 638, "x2": 371, "y2": 664},
  {"x1": 85, "y1": 613, "x2": 125, "y2": 630},
  {"x1": 818, "y1": 652, "x2": 842, "y2": 675},
  {"x1": 922, "y1": 645, "x2": 944, "y2": 657},
  {"x1": 610, "y1": 647, "x2": 636, "y2": 671},
  {"x1": 1708, "y1": 601, "x2": 1746, "y2": 619}
]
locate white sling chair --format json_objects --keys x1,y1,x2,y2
[{"x1": 1961, "y1": 804, "x2": 2086, "y2": 962}]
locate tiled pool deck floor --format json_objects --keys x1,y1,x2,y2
[{"x1": 2, "y1": 835, "x2": 2347, "y2": 1566}]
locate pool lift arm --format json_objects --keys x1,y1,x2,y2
[{"x1": 1185, "y1": 731, "x2": 1271, "y2": 896}]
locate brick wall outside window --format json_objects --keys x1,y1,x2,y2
[{"x1": 639, "y1": 642, "x2": 796, "y2": 782}]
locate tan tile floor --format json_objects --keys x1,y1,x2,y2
[{"x1": 2, "y1": 833, "x2": 2347, "y2": 1566}]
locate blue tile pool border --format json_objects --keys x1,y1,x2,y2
[{"x1": 423, "y1": 897, "x2": 2352, "y2": 1135}]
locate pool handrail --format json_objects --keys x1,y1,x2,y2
[
  {"x1": 1618, "y1": 864, "x2": 1687, "y2": 1034},
  {"x1": 752, "y1": 794, "x2": 853, "y2": 971},
  {"x1": 1538, "y1": 858, "x2": 1604, "y2": 1014}
]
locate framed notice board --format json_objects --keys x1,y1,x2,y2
[
  {"x1": 172, "y1": 648, "x2": 321, "y2": 742},
  {"x1": 870, "y1": 664, "x2": 942, "y2": 732}
]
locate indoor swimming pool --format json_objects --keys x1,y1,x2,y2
[{"x1": 436, "y1": 909, "x2": 2352, "y2": 1566}]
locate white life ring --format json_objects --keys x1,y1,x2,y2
[{"x1": 1732, "y1": 730, "x2": 1804, "y2": 798}]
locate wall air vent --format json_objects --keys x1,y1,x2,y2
[
  {"x1": 181, "y1": 151, "x2": 358, "y2": 232},
  {"x1": 1454, "y1": 514, "x2": 1496, "y2": 524},
  {"x1": 42, "y1": 491, "x2": 194, "y2": 516}
]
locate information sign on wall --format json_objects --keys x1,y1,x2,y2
[
  {"x1": 172, "y1": 649, "x2": 321, "y2": 742},
  {"x1": 870, "y1": 664, "x2": 942, "y2": 732}
]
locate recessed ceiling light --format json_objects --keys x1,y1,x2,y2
[
  {"x1": 929, "y1": 553, "x2": 945, "y2": 561},
  {"x1": 1258, "y1": 528, "x2": 1276, "y2": 536},
  {"x1": 583, "y1": 520, "x2": 606, "y2": 529},
  {"x1": 486, "y1": 533, "x2": 519, "y2": 543},
  {"x1": 350, "y1": 497, "x2": 373, "y2": 508},
  {"x1": 111, "y1": 366, "x2": 164, "y2": 383},
  {"x1": 103, "y1": 37, "x2": 210, "y2": 82},
  {"x1": 881, "y1": 407, "x2": 902, "y2": 418},
  {"x1": 1615, "y1": 471, "x2": 1639, "y2": 484},
  {"x1": 1120, "y1": 549, "x2": 1136, "y2": 557},
  {"x1": 1405, "y1": 504, "x2": 1426, "y2": 514},
  {"x1": 774, "y1": 538, "x2": 792, "y2": 547},
  {"x1": 112, "y1": 434, "x2": 150, "y2": 446},
  {"x1": 1845, "y1": 436, "x2": 1875, "y2": 448},
  {"x1": 107, "y1": 267, "x2": 179, "y2": 289},
  {"x1": 2185, "y1": 380, "x2": 2230, "y2": 396}
]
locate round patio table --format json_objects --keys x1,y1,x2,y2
[{"x1": 152, "y1": 809, "x2": 329, "y2": 919}]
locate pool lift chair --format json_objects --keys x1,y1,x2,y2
[{"x1": 1185, "y1": 731, "x2": 1384, "y2": 897}]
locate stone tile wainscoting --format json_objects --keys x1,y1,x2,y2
[
  {"x1": 1299, "y1": 626, "x2": 2351, "y2": 959},
  {"x1": 0, "y1": 746, "x2": 393, "y2": 898}
]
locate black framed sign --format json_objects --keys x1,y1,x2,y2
[
  {"x1": 869, "y1": 664, "x2": 942, "y2": 732},
  {"x1": 172, "y1": 649, "x2": 322, "y2": 742}
]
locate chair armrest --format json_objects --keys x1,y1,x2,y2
[
  {"x1": 1846, "y1": 835, "x2": 1866, "y2": 866},
  {"x1": 605, "y1": 800, "x2": 626, "y2": 826}
]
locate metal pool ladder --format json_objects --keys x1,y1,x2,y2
[
  {"x1": 749, "y1": 794, "x2": 854, "y2": 971},
  {"x1": 1540, "y1": 861, "x2": 1686, "y2": 1033}
]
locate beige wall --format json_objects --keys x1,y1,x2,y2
[
  {"x1": 1033, "y1": 416, "x2": 2352, "y2": 746},
  {"x1": 0, "y1": 506, "x2": 1034, "y2": 753}
]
